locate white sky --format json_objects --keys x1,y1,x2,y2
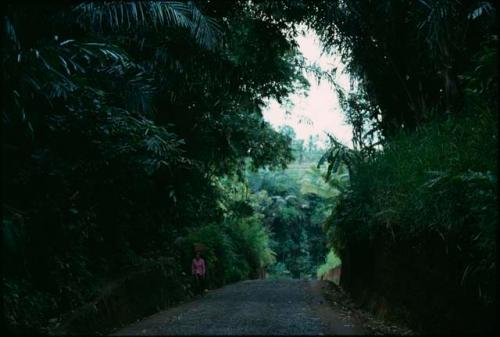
[{"x1": 262, "y1": 28, "x2": 353, "y2": 149}]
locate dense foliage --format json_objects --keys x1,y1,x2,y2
[
  {"x1": 325, "y1": 110, "x2": 496, "y2": 333},
  {"x1": 252, "y1": 0, "x2": 497, "y2": 139},
  {"x1": 300, "y1": 0, "x2": 497, "y2": 334},
  {"x1": 2, "y1": 0, "x2": 497, "y2": 335},
  {"x1": 247, "y1": 134, "x2": 341, "y2": 279},
  {"x1": 1, "y1": 1, "x2": 307, "y2": 333}
]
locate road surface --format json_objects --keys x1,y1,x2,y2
[{"x1": 110, "y1": 279, "x2": 368, "y2": 335}]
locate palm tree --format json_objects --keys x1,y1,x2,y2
[{"x1": 317, "y1": 134, "x2": 363, "y2": 181}]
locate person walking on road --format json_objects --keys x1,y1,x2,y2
[{"x1": 192, "y1": 251, "x2": 207, "y2": 296}]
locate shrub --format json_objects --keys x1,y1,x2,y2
[
  {"x1": 182, "y1": 215, "x2": 275, "y2": 287},
  {"x1": 316, "y1": 250, "x2": 341, "y2": 279},
  {"x1": 327, "y1": 109, "x2": 496, "y2": 333}
]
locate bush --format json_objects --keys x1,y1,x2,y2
[
  {"x1": 327, "y1": 109, "x2": 497, "y2": 333},
  {"x1": 182, "y1": 215, "x2": 275, "y2": 288},
  {"x1": 3, "y1": 277, "x2": 57, "y2": 334},
  {"x1": 316, "y1": 250, "x2": 341, "y2": 279},
  {"x1": 227, "y1": 215, "x2": 276, "y2": 275},
  {"x1": 267, "y1": 262, "x2": 291, "y2": 279}
]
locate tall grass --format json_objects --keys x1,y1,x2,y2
[{"x1": 327, "y1": 109, "x2": 496, "y2": 333}]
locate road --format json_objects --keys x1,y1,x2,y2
[{"x1": 110, "y1": 279, "x2": 367, "y2": 335}]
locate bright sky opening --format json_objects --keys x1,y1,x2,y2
[{"x1": 262, "y1": 27, "x2": 353, "y2": 149}]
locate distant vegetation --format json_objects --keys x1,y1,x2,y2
[{"x1": 247, "y1": 131, "x2": 342, "y2": 279}]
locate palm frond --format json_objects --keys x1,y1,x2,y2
[
  {"x1": 2, "y1": 29, "x2": 148, "y2": 133},
  {"x1": 468, "y1": 2, "x2": 495, "y2": 20},
  {"x1": 318, "y1": 133, "x2": 364, "y2": 182},
  {"x1": 97, "y1": 108, "x2": 186, "y2": 174},
  {"x1": 73, "y1": 1, "x2": 222, "y2": 50},
  {"x1": 3, "y1": 16, "x2": 19, "y2": 49}
]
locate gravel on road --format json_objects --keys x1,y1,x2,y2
[{"x1": 110, "y1": 279, "x2": 368, "y2": 335}]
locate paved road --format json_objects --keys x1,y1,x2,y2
[{"x1": 110, "y1": 279, "x2": 367, "y2": 335}]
